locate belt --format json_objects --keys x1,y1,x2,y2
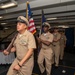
[{"x1": 42, "y1": 47, "x2": 49, "y2": 50}]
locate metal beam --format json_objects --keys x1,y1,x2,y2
[
  {"x1": 1, "y1": 11, "x2": 75, "y2": 21},
  {"x1": 0, "y1": 0, "x2": 75, "y2": 15}
]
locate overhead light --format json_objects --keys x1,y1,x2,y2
[
  {"x1": 0, "y1": 0, "x2": 17, "y2": 9},
  {"x1": 1, "y1": 3, "x2": 16, "y2": 9},
  {"x1": 58, "y1": 25, "x2": 69, "y2": 28},
  {"x1": 46, "y1": 18, "x2": 57, "y2": 20},
  {"x1": 4, "y1": 27, "x2": 9, "y2": 30},
  {"x1": 1, "y1": 23, "x2": 7, "y2": 25},
  {"x1": 0, "y1": 16, "x2": 3, "y2": 18}
]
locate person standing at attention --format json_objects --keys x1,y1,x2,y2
[
  {"x1": 52, "y1": 27, "x2": 61, "y2": 67},
  {"x1": 37, "y1": 22, "x2": 53, "y2": 75},
  {"x1": 60, "y1": 30, "x2": 67, "y2": 60}
]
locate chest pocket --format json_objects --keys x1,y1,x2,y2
[
  {"x1": 19, "y1": 39, "x2": 28, "y2": 46},
  {"x1": 45, "y1": 36, "x2": 49, "y2": 40},
  {"x1": 43, "y1": 35, "x2": 49, "y2": 41}
]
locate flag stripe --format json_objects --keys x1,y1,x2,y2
[
  {"x1": 28, "y1": 26, "x2": 35, "y2": 30},
  {"x1": 28, "y1": 17, "x2": 36, "y2": 34},
  {"x1": 29, "y1": 22, "x2": 35, "y2": 26},
  {"x1": 31, "y1": 29, "x2": 36, "y2": 34},
  {"x1": 28, "y1": 26, "x2": 36, "y2": 31},
  {"x1": 26, "y1": 2, "x2": 36, "y2": 34},
  {"x1": 29, "y1": 20, "x2": 34, "y2": 24}
]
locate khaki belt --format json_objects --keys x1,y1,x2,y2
[{"x1": 42, "y1": 47, "x2": 49, "y2": 50}]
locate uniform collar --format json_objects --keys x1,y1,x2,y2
[
  {"x1": 18, "y1": 29, "x2": 28, "y2": 38},
  {"x1": 43, "y1": 31, "x2": 49, "y2": 35},
  {"x1": 43, "y1": 31, "x2": 50, "y2": 36},
  {"x1": 23, "y1": 29, "x2": 28, "y2": 36}
]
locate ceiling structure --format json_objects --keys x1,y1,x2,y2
[{"x1": 0, "y1": 0, "x2": 75, "y2": 30}]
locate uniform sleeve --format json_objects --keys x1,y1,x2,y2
[
  {"x1": 28, "y1": 33, "x2": 36, "y2": 49},
  {"x1": 64, "y1": 35, "x2": 67, "y2": 44},
  {"x1": 64, "y1": 35, "x2": 67, "y2": 41},
  {"x1": 57, "y1": 33, "x2": 61, "y2": 40},
  {"x1": 47, "y1": 34, "x2": 54, "y2": 43},
  {"x1": 39, "y1": 34, "x2": 42, "y2": 39}
]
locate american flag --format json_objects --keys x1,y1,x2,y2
[{"x1": 26, "y1": 1, "x2": 36, "y2": 34}]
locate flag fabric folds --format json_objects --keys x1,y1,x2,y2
[
  {"x1": 42, "y1": 10, "x2": 46, "y2": 23},
  {"x1": 41, "y1": 10, "x2": 46, "y2": 33},
  {"x1": 26, "y1": 1, "x2": 36, "y2": 34}
]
